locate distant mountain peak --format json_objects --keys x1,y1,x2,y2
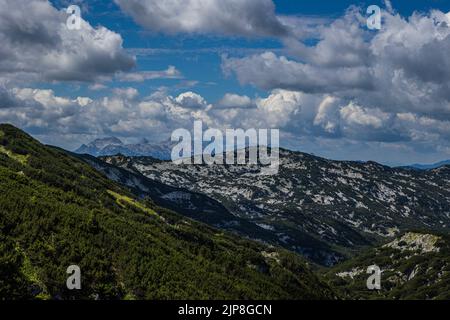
[
  {"x1": 74, "y1": 136, "x2": 172, "y2": 160},
  {"x1": 88, "y1": 136, "x2": 123, "y2": 149},
  {"x1": 406, "y1": 159, "x2": 450, "y2": 170}
]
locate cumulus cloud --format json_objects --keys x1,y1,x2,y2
[
  {"x1": 2, "y1": 1, "x2": 450, "y2": 163},
  {"x1": 211, "y1": 89, "x2": 449, "y2": 148},
  {"x1": 218, "y1": 93, "x2": 255, "y2": 109},
  {"x1": 314, "y1": 96, "x2": 339, "y2": 133},
  {"x1": 175, "y1": 92, "x2": 209, "y2": 109},
  {"x1": 340, "y1": 102, "x2": 386, "y2": 129},
  {"x1": 0, "y1": 86, "x2": 202, "y2": 143},
  {"x1": 222, "y1": 52, "x2": 374, "y2": 93},
  {"x1": 0, "y1": 0, "x2": 135, "y2": 83},
  {"x1": 114, "y1": 0, "x2": 289, "y2": 37},
  {"x1": 223, "y1": 6, "x2": 450, "y2": 122},
  {"x1": 1, "y1": 85, "x2": 450, "y2": 163}
]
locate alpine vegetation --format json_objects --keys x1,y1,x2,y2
[{"x1": 1, "y1": 0, "x2": 450, "y2": 303}]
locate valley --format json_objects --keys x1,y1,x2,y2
[
  {"x1": 100, "y1": 151, "x2": 450, "y2": 266},
  {"x1": 1, "y1": 123, "x2": 449, "y2": 300}
]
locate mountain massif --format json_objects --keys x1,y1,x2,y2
[
  {"x1": 75, "y1": 137, "x2": 172, "y2": 160},
  {"x1": 101, "y1": 151, "x2": 450, "y2": 266},
  {"x1": 0, "y1": 124, "x2": 334, "y2": 300},
  {"x1": 1, "y1": 124, "x2": 450, "y2": 300}
]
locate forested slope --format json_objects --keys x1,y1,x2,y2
[{"x1": 0, "y1": 124, "x2": 334, "y2": 300}]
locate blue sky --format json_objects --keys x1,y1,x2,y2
[
  {"x1": 1, "y1": 0, "x2": 450, "y2": 165},
  {"x1": 50, "y1": 0, "x2": 283, "y2": 101},
  {"x1": 47, "y1": 0, "x2": 450, "y2": 102}
]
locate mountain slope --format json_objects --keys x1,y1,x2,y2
[
  {"x1": 325, "y1": 232, "x2": 450, "y2": 300},
  {"x1": 0, "y1": 124, "x2": 335, "y2": 300},
  {"x1": 102, "y1": 150, "x2": 450, "y2": 266},
  {"x1": 77, "y1": 154, "x2": 289, "y2": 245}
]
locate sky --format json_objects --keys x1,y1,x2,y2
[{"x1": 1, "y1": 0, "x2": 450, "y2": 165}]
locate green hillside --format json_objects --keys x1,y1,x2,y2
[
  {"x1": 325, "y1": 232, "x2": 450, "y2": 300},
  {"x1": 0, "y1": 124, "x2": 335, "y2": 300}
]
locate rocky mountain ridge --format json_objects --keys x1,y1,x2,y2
[{"x1": 101, "y1": 150, "x2": 450, "y2": 265}]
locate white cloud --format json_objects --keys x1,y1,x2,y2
[
  {"x1": 314, "y1": 96, "x2": 338, "y2": 133},
  {"x1": 114, "y1": 0, "x2": 289, "y2": 37},
  {"x1": 88, "y1": 83, "x2": 107, "y2": 91},
  {"x1": 0, "y1": 0, "x2": 135, "y2": 83},
  {"x1": 218, "y1": 93, "x2": 254, "y2": 109},
  {"x1": 222, "y1": 6, "x2": 450, "y2": 122},
  {"x1": 254, "y1": 90, "x2": 303, "y2": 128},
  {"x1": 2, "y1": 85, "x2": 450, "y2": 163},
  {"x1": 340, "y1": 102, "x2": 386, "y2": 129},
  {"x1": 112, "y1": 88, "x2": 139, "y2": 100},
  {"x1": 116, "y1": 66, "x2": 182, "y2": 82},
  {"x1": 175, "y1": 92, "x2": 209, "y2": 109},
  {"x1": 222, "y1": 51, "x2": 374, "y2": 93},
  {"x1": 2, "y1": 1, "x2": 450, "y2": 163}
]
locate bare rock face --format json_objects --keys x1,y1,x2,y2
[
  {"x1": 384, "y1": 232, "x2": 441, "y2": 254},
  {"x1": 100, "y1": 149, "x2": 450, "y2": 266}
]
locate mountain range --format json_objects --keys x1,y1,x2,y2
[
  {"x1": 101, "y1": 151, "x2": 450, "y2": 266},
  {"x1": 1, "y1": 123, "x2": 450, "y2": 300},
  {"x1": 405, "y1": 160, "x2": 450, "y2": 170},
  {"x1": 76, "y1": 136, "x2": 450, "y2": 171},
  {"x1": 0, "y1": 124, "x2": 333, "y2": 299},
  {"x1": 75, "y1": 137, "x2": 173, "y2": 160}
]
